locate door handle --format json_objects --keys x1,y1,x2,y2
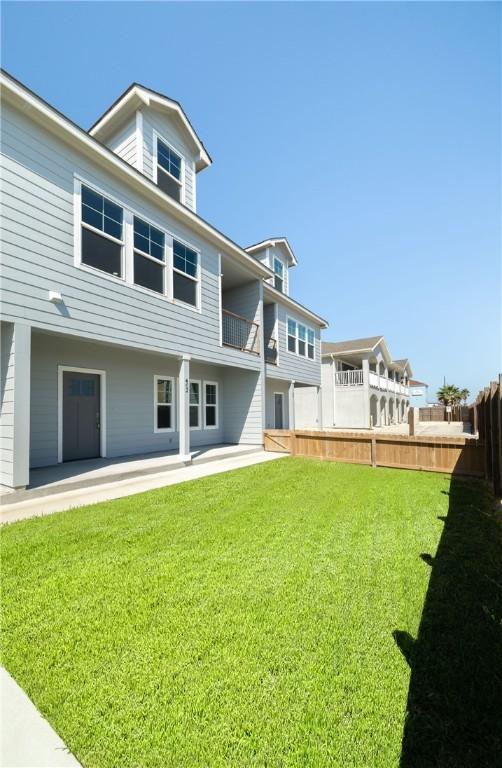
[{"x1": 96, "y1": 413, "x2": 100, "y2": 430}]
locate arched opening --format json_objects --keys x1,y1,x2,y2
[
  {"x1": 389, "y1": 398, "x2": 394, "y2": 424},
  {"x1": 370, "y1": 394, "x2": 378, "y2": 427},
  {"x1": 380, "y1": 396, "x2": 387, "y2": 426}
]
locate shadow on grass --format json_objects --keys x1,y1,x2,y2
[{"x1": 394, "y1": 475, "x2": 502, "y2": 768}]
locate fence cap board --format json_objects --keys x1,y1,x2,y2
[{"x1": 269, "y1": 429, "x2": 477, "y2": 447}]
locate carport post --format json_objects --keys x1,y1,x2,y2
[{"x1": 178, "y1": 355, "x2": 191, "y2": 462}]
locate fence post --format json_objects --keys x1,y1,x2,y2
[
  {"x1": 371, "y1": 436, "x2": 376, "y2": 468},
  {"x1": 408, "y1": 407, "x2": 415, "y2": 437},
  {"x1": 290, "y1": 430, "x2": 296, "y2": 457}
]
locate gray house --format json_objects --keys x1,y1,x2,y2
[
  {"x1": 321, "y1": 336, "x2": 412, "y2": 429},
  {"x1": 0, "y1": 72, "x2": 327, "y2": 489}
]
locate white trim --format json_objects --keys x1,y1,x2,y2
[
  {"x1": 263, "y1": 283, "x2": 327, "y2": 328},
  {"x1": 135, "y1": 110, "x2": 144, "y2": 173},
  {"x1": 88, "y1": 84, "x2": 212, "y2": 170},
  {"x1": 1, "y1": 71, "x2": 272, "y2": 282},
  {"x1": 273, "y1": 391, "x2": 285, "y2": 429},
  {"x1": 74, "y1": 174, "x2": 200, "y2": 310},
  {"x1": 286, "y1": 315, "x2": 316, "y2": 361},
  {"x1": 153, "y1": 375, "x2": 176, "y2": 433},
  {"x1": 189, "y1": 379, "x2": 201, "y2": 431},
  {"x1": 203, "y1": 380, "x2": 219, "y2": 430},
  {"x1": 153, "y1": 130, "x2": 185, "y2": 206},
  {"x1": 218, "y1": 253, "x2": 223, "y2": 347},
  {"x1": 245, "y1": 238, "x2": 297, "y2": 267},
  {"x1": 57, "y1": 366, "x2": 107, "y2": 463}
]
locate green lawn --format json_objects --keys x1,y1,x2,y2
[{"x1": 2, "y1": 458, "x2": 500, "y2": 768}]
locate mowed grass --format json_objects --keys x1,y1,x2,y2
[{"x1": 1, "y1": 458, "x2": 496, "y2": 767}]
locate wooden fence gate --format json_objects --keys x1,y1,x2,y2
[{"x1": 470, "y1": 375, "x2": 502, "y2": 497}]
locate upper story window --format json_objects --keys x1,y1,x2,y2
[
  {"x1": 273, "y1": 258, "x2": 284, "y2": 292},
  {"x1": 307, "y1": 328, "x2": 315, "y2": 359},
  {"x1": 76, "y1": 179, "x2": 201, "y2": 311},
  {"x1": 133, "y1": 217, "x2": 165, "y2": 295},
  {"x1": 81, "y1": 186, "x2": 124, "y2": 277},
  {"x1": 287, "y1": 317, "x2": 316, "y2": 361},
  {"x1": 173, "y1": 240, "x2": 198, "y2": 307},
  {"x1": 156, "y1": 138, "x2": 182, "y2": 203}
]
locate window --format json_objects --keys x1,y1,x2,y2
[
  {"x1": 81, "y1": 185, "x2": 123, "y2": 277},
  {"x1": 298, "y1": 324, "x2": 306, "y2": 356},
  {"x1": 156, "y1": 138, "x2": 182, "y2": 203},
  {"x1": 307, "y1": 329, "x2": 315, "y2": 360},
  {"x1": 273, "y1": 258, "x2": 284, "y2": 292},
  {"x1": 189, "y1": 380, "x2": 201, "y2": 429},
  {"x1": 173, "y1": 240, "x2": 199, "y2": 307},
  {"x1": 155, "y1": 377, "x2": 174, "y2": 431},
  {"x1": 287, "y1": 319, "x2": 297, "y2": 353},
  {"x1": 287, "y1": 317, "x2": 316, "y2": 360},
  {"x1": 204, "y1": 382, "x2": 218, "y2": 429},
  {"x1": 133, "y1": 217, "x2": 165, "y2": 294}
]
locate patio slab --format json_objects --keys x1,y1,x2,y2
[
  {"x1": 0, "y1": 450, "x2": 285, "y2": 524},
  {"x1": 0, "y1": 444, "x2": 261, "y2": 506}
]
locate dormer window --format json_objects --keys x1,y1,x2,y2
[
  {"x1": 273, "y1": 258, "x2": 284, "y2": 292},
  {"x1": 156, "y1": 138, "x2": 182, "y2": 203}
]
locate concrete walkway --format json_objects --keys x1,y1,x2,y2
[
  {"x1": 1, "y1": 668, "x2": 81, "y2": 767},
  {"x1": 1, "y1": 450, "x2": 284, "y2": 524}
]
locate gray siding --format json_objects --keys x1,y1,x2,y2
[
  {"x1": 266, "y1": 302, "x2": 322, "y2": 386},
  {"x1": 221, "y1": 368, "x2": 263, "y2": 445},
  {"x1": 141, "y1": 108, "x2": 197, "y2": 212},
  {"x1": 0, "y1": 100, "x2": 261, "y2": 373},
  {"x1": 263, "y1": 303, "x2": 276, "y2": 341},
  {"x1": 107, "y1": 117, "x2": 137, "y2": 168},
  {"x1": 0, "y1": 323, "x2": 15, "y2": 485},
  {"x1": 222, "y1": 281, "x2": 261, "y2": 325},
  {"x1": 30, "y1": 331, "x2": 229, "y2": 468}
]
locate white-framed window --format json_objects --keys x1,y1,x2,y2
[
  {"x1": 133, "y1": 216, "x2": 165, "y2": 295},
  {"x1": 287, "y1": 318, "x2": 297, "y2": 353},
  {"x1": 75, "y1": 177, "x2": 201, "y2": 311},
  {"x1": 80, "y1": 185, "x2": 124, "y2": 278},
  {"x1": 154, "y1": 376, "x2": 175, "y2": 432},
  {"x1": 204, "y1": 381, "x2": 219, "y2": 429},
  {"x1": 287, "y1": 317, "x2": 316, "y2": 360},
  {"x1": 189, "y1": 380, "x2": 201, "y2": 430},
  {"x1": 273, "y1": 257, "x2": 284, "y2": 292},
  {"x1": 298, "y1": 324, "x2": 306, "y2": 356},
  {"x1": 173, "y1": 239, "x2": 199, "y2": 308},
  {"x1": 155, "y1": 135, "x2": 183, "y2": 204},
  {"x1": 307, "y1": 328, "x2": 315, "y2": 360}
]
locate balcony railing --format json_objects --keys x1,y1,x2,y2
[
  {"x1": 265, "y1": 338, "x2": 278, "y2": 365},
  {"x1": 222, "y1": 309, "x2": 260, "y2": 355},
  {"x1": 335, "y1": 369, "x2": 364, "y2": 386},
  {"x1": 338, "y1": 369, "x2": 409, "y2": 395}
]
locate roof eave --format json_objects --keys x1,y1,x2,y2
[
  {"x1": 263, "y1": 283, "x2": 328, "y2": 328},
  {"x1": 0, "y1": 70, "x2": 268, "y2": 280}
]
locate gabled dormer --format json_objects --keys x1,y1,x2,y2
[
  {"x1": 88, "y1": 84, "x2": 211, "y2": 213},
  {"x1": 245, "y1": 238, "x2": 297, "y2": 296}
]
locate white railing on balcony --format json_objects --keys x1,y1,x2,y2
[
  {"x1": 335, "y1": 367, "x2": 410, "y2": 395},
  {"x1": 222, "y1": 309, "x2": 260, "y2": 355},
  {"x1": 334, "y1": 369, "x2": 364, "y2": 386}
]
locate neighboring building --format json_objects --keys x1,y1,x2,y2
[
  {"x1": 409, "y1": 379, "x2": 429, "y2": 408},
  {"x1": 0, "y1": 71, "x2": 327, "y2": 489},
  {"x1": 321, "y1": 336, "x2": 412, "y2": 429}
]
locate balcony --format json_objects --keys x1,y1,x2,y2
[
  {"x1": 222, "y1": 309, "x2": 260, "y2": 355},
  {"x1": 336, "y1": 369, "x2": 409, "y2": 396},
  {"x1": 265, "y1": 338, "x2": 278, "y2": 365}
]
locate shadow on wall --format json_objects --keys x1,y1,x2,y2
[{"x1": 393, "y1": 470, "x2": 502, "y2": 767}]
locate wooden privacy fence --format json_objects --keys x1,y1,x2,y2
[
  {"x1": 419, "y1": 405, "x2": 470, "y2": 422},
  {"x1": 471, "y1": 375, "x2": 502, "y2": 497},
  {"x1": 264, "y1": 429, "x2": 485, "y2": 477}
]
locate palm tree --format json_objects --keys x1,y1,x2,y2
[
  {"x1": 459, "y1": 388, "x2": 470, "y2": 405},
  {"x1": 437, "y1": 384, "x2": 460, "y2": 406}
]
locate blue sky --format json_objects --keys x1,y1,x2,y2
[{"x1": 2, "y1": 2, "x2": 500, "y2": 399}]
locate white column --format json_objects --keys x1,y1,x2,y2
[
  {"x1": 0, "y1": 322, "x2": 31, "y2": 489},
  {"x1": 178, "y1": 355, "x2": 191, "y2": 461},
  {"x1": 288, "y1": 380, "x2": 295, "y2": 430},
  {"x1": 362, "y1": 357, "x2": 370, "y2": 428}
]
